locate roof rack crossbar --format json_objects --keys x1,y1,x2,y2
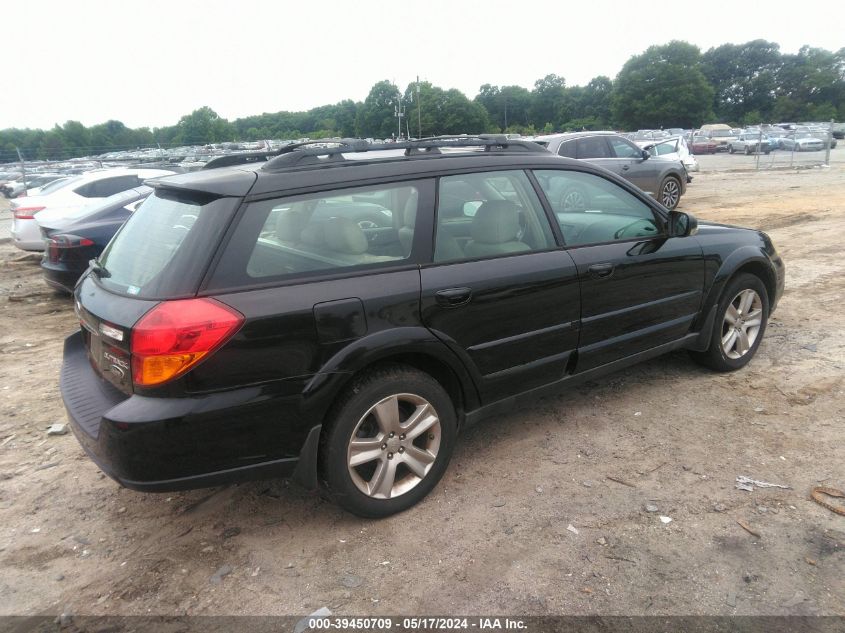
[{"x1": 262, "y1": 136, "x2": 546, "y2": 171}]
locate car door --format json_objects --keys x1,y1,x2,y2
[
  {"x1": 607, "y1": 136, "x2": 663, "y2": 195},
  {"x1": 420, "y1": 169, "x2": 580, "y2": 402},
  {"x1": 533, "y1": 168, "x2": 705, "y2": 372}
]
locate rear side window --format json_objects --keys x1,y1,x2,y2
[
  {"x1": 76, "y1": 175, "x2": 140, "y2": 198},
  {"x1": 576, "y1": 137, "x2": 611, "y2": 159},
  {"x1": 557, "y1": 141, "x2": 576, "y2": 158},
  {"x1": 97, "y1": 189, "x2": 239, "y2": 298},
  {"x1": 209, "y1": 182, "x2": 422, "y2": 289}
]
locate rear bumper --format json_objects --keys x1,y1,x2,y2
[
  {"x1": 41, "y1": 260, "x2": 81, "y2": 293},
  {"x1": 11, "y1": 218, "x2": 45, "y2": 251},
  {"x1": 60, "y1": 331, "x2": 316, "y2": 492}
]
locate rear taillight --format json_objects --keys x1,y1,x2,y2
[
  {"x1": 13, "y1": 206, "x2": 45, "y2": 220},
  {"x1": 130, "y1": 298, "x2": 244, "y2": 387},
  {"x1": 46, "y1": 235, "x2": 94, "y2": 262},
  {"x1": 51, "y1": 234, "x2": 94, "y2": 248}
]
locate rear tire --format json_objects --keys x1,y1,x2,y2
[
  {"x1": 690, "y1": 273, "x2": 769, "y2": 372},
  {"x1": 728, "y1": 145, "x2": 734, "y2": 154},
  {"x1": 559, "y1": 186, "x2": 589, "y2": 212},
  {"x1": 320, "y1": 364, "x2": 457, "y2": 517},
  {"x1": 659, "y1": 176, "x2": 681, "y2": 210}
]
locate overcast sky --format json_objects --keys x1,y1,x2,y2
[{"x1": 4, "y1": 0, "x2": 844, "y2": 130}]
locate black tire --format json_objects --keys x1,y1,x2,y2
[
  {"x1": 320, "y1": 364, "x2": 457, "y2": 518},
  {"x1": 745, "y1": 146, "x2": 751, "y2": 155},
  {"x1": 659, "y1": 175, "x2": 681, "y2": 210},
  {"x1": 690, "y1": 273, "x2": 769, "y2": 372},
  {"x1": 559, "y1": 186, "x2": 589, "y2": 212},
  {"x1": 728, "y1": 145, "x2": 734, "y2": 154}
]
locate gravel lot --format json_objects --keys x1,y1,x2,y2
[{"x1": 0, "y1": 155, "x2": 843, "y2": 618}]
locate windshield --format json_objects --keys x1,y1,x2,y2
[
  {"x1": 710, "y1": 130, "x2": 732, "y2": 137},
  {"x1": 60, "y1": 187, "x2": 149, "y2": 222},
  {"x1": 97, "y1": 189, "x2": 239, "y2": 298}
]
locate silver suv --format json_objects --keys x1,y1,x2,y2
[{"x1": 534, "y1": 132, "x2": 687, "y2": 210}]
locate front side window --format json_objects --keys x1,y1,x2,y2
[
  {"x1": 608, "y1": 137, "x2": 642, "y2": 158},
  {"x1": 433, "y1": 170, "x2": 555, "y2": 262},
  {"x1": 533, "y1": 170, "x2": 662, "y2": 246}
]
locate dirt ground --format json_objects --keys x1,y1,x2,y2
[{"x1": 0, "y1": 159, "x2": 843, "y2": 619}]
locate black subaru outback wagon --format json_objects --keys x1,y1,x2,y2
[{"x1": 61, "y1": 137, "x2": 784, "y2": 517}]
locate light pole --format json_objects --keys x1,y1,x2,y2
[
  {"x1": 394, "y1": 90, "x2": 405, "y2": 141},
  {"x1": 416, "y1": 76, "x2": 422, "y2": 139}
]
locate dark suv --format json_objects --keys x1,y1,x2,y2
[{"x1": 61, "y1": 137, "x2": 784, "y2": 517}]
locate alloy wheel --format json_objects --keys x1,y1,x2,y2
[
  {"x1": 661, "y1": 179, "x2": 680, "y2": 209},
  {"x1": 346, "y1": 393, "x2": 441, "y2": 499},
  {"x1": 562, "y1": 189, "x2": 587, "y2": 211},
  {"x1": 721, "y1": 289, "x2": 763, "y2": 359}
]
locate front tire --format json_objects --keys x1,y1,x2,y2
[
  {"x1": 320, "y1": 365, "x2": 457, "y2": 517},
  {"x1": 690, "y1": 273, "x2": 769, "y2": 372}
]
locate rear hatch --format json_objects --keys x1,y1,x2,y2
[{"x1": 75, "y1": 187, "x2": 243, "y2": 394}]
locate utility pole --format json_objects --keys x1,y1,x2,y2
[
  {"x1": 15, "y1": 147, "x2": 27, "y2": 192},
  {"x1": 825, "y1": 118, "x2": 833, "y2": 166},
  {"x1": 416, "y1": 76, "x2": 422, "y2": 139},
  {"x1": 394, "y1": 88, "x2": 405, "y2": 141}
]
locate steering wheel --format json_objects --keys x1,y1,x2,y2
[{"x1": 614, "y1": 219, "x2": 657, "y2": 240}]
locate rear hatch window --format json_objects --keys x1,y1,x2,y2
[{"x1": 96, "y1": 189, "x2": 240, "y2": 299}]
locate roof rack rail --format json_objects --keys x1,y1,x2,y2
[
  {"x1": 201, "y1": 151, "x2": 276, "y2": 170},
  {"x1": 262, "y1": 136, "x2": 546, "y2": 171}
]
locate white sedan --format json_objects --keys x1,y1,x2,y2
[
  {"x1": 635, "y1": 136, "x2": 699, "y2": 173},
  {"x1": 10, "y1": 168, "x2": 175, "y2": 250}
]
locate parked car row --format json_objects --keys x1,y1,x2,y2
[
  {"x1": 696, "y1": 123, "x2": 836, "y2": 153},
  {"x1": 10, "y1": 167, "x2": 175, "y2": 250}
]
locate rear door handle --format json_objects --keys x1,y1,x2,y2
[
  {"x1": 435, "y1": 287, "x2": 472, "y2": 307},
  {"x1": 588, "y1": 263, "x2": 615, "y2": 279},
  {"x1": 622, "y1": 165, "x2": 630, "y2": 171}
]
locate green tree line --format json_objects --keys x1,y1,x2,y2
[{"x1": 2, "y1": 40, "x2": 843, "y2": 163}]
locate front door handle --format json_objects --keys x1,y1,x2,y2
[
  {"x1": 588, "y1": 263, "x2": 615, "y2": 279},
  {"x1": 435, "y1": 287, "x2": 472, "y2": 307}
]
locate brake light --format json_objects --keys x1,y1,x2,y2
[
  {"x1": 50, "y1": 234, "x2": 95, "y2": 248},
  {"x1": 130, "y1": 298, "x2": 244, "y2": 386},
  {"x1": 13, "y1": 206, "x2": 45, "y2": 220}
]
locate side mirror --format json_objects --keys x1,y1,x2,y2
[
  {"x1": 669, "y1": 211, "x2": 698, "y2": 237},
  {"x1": 640, "y1": 149, "x2": 651, "y2": 160}
]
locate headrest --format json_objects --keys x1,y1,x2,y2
[
  {"x1": 275, "y1": 209, "x2": 305, "y2": 242},
  {"x1": 471, "y1": 201, "x2": 521, "y2": 244},
  {"x1": 300, "y1": 223, "x2": 325, "y2": 246},
  {"x1": 323, "y1": 217, "x2": 368, "y2": 254},
  {"x1": 403, "y1": 189, "x2": 419, "y2": 228}
]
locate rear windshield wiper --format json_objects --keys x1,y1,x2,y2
[{"x1": 90, "y1": 258, "x2": 111, "y2": 278}]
